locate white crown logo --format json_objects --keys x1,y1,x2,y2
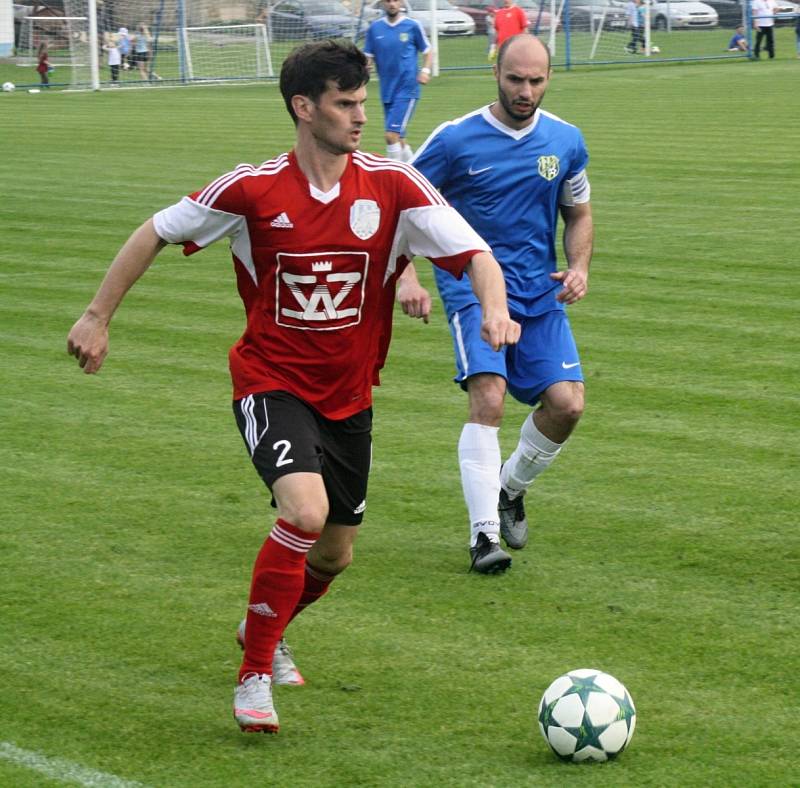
[{"x1": 312, "y1": 261, "x2": 333, "y2": 272}]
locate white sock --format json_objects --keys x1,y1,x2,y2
[
  {"x1": 386, "y1": 143, "x2": 402, "y2": 160},
  {"x1": 501, "y1": 414, "x2": 563, "y2": 499},
  {"x1": 401, "y1": 143, "x2": 414, "y2": 163},
  {"x1": 458, "y1": 423, "x2": 501, "y2": 547}
]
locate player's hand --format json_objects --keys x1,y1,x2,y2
[
  {"x1": 480, "y1": 314, "x2": 521, "y2": 351},
  {"x1": 396, "y1": 278, "x2": 432, "y2": 323},
  {"x1": 67, "y1": 312, "x2": 110, "y2": 374},
  {"x1": 551, "y1": 269, "x2": 588, "y2": 305},
  {"x1": 417, "y1": 71, "x2": 431, "y2": 85}
]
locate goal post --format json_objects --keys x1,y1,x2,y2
[
  {"x1": 180, "y1": 23, "x2": 273, "y2": 83},
  {"x1": 18, "y1": 15, "x2": 92, "y2": 86}
]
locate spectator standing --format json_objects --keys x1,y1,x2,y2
[
  {"x1": 132, "y1": 23, "x2": 161, "y2": 81},
  {"x1": 117, "y1": 26, "x2": 131, "y2": 70},
  {"x1": 751, "y1": 0, "x2": 776, "y2": 59},
  {"x1": 363, "y1": 0, "x2": 433, "y2": 162},
  {"x1": 103, "y1": 32, "x2": 121, "y2": 84},
  {"x1": 626, "y1": 0, "x2": 644, "y2": 53},
  {"x1": 36, "y1": 41, "x2": 50, "y2": 88}
]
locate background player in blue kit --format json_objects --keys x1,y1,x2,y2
[
  {"x1": 363, "y1": 0, "x2": 433, "y2": 162},
  {"x1": 398, "y1": 33, "x2": 594, "y2": 573}
]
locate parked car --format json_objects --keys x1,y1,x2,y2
[
  {"x1": 268, "y1": 0, "x2": 364, "y2": 40},
  {"x1": 568, "y1": 2, "x2": 629, "y2": 30},
  {"x1": 696, "y1": 0, "x2": 743, "y2": 26},
  {"x1": 366, "y1": 0, "x2": 476, "y2": 35},
  {"x1": 649, "y1": 0, "x2": 719, "y2": 28},
  {"x1": 771, "y1": 0, "x2": 800, "y2": 25}
]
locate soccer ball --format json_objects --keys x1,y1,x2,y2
[
  {"x1": 651, "y1": 45, "x2": 661, "y2": 54},
  {"x1": 2, "y1": 81, "x2": 15, "y2": 93},
  {"x1": 538, "y1": 668, "x2": 636, "y2": 762}
]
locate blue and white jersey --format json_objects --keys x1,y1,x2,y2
[
  {"x1": 363, "y1": 16, "x2": 430, "y2": 104},
  {"x1": 412, "y1": 105, "x2": 589, "y2": 318}
]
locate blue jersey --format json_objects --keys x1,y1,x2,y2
[
  {"x1": 412, "y1": 105, "x2": 589, "y2": 318},
  {"x1": 363, "y1": 16, "x2": 430, "y2": 104}
]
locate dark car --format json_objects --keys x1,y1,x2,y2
[
  {"x1": 698, "y1": 0, "x2": 744, "y2": 26},
  {"x1": 568, "y1": 2, "x2": 629, "y2": 30},
  {"x1": 268, "y1": 0, "x2": 363, "y2": 40}
]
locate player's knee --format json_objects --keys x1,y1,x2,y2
[
  {"x1": 311, "y1": 543, "x2": 353, "y2": 575},
  {"x1": 547, "y1": 390, "x2": 584, "y2": 428},
  {"x1": 467, "y1": 376, "x2": 505, "y2": 425},
  {"x1": 283, "y1": 501, "x2": 329, "y2": 534}
]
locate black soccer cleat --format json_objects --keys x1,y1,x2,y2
[{"x1": 469, "y1": 532, "x2": 512, "y2": 574}]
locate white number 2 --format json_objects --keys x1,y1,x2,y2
[{"x1": 273, "y1": 440, "x2": 293, "y2": 467}]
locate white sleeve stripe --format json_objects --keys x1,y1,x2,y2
[
  {"x1": 353, "y1": 151, "x2": 447, "y2": 206},
  {"x1": 196, "y1": 155, "x2": 290, "y2": 208}
]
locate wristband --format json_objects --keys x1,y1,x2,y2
[{"x1": 420, "y1": 67, "x2": 431, "y2": 75}]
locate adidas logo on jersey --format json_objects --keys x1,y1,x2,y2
[
  {"x1": 270, "y1": 212, "x2": 294, "y2": 229},
  {"x1": 248, "y1": 602, "x2": 278, "y2": 618}
]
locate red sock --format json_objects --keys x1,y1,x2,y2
[
  {"x1": 288, "y1": 563, "x2": 335, "y2": 624},
  {"x1": 239, "y1": 519, "x2": 319, "y2": 682}
]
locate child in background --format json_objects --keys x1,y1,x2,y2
[
  {"x1": 727, "y1": 24, "x2": 749, "y2": 51},
  {"x1": 103, "y1": 32, "x2": 121, "y2": 84},
  {"x1": 36, "y1": 41, "x2": 50, "y2": 88}
]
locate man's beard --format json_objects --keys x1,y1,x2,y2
[{"x1": 497, "y1": 83, "x2": 539, "y2": 122}]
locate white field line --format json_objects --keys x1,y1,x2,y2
[{"x1": 0, "y1": 742, "x2": 148, "y2": 788}]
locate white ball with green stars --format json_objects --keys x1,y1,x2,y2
[{"x1": 538, "y1": 668, "x2": 636, "y2": 762}]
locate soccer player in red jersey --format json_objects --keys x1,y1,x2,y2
[
  {"x1": 67, "y1": 40, "x2": 519, "y2": 734},
  {"x1": 494, "y1": 0, "x2": 529, "y2": 49}
]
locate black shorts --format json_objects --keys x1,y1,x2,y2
[{"x1": 233, "y1": 391, "x2": 372, "y2": 526}]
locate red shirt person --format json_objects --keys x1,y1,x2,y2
[
  {"x1": 67, "y1": 40, "x2": 519, "y2": 735},
  {"x1": 494, "y1": 0, "x2": 529, "y2": 47}
]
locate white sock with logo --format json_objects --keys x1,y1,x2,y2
[
  {"x1": 458, "y1": 423, "x2": 502, "y2": 547},
  {"x1": 501, "y1": 413, "x2": 563, "y2": 499},
  {"x1": 386, "y1": 142, "x2": 402, "y2": 160},
  {"x1": 401, "y1": 143, "x2": 414, "y2": 163}
]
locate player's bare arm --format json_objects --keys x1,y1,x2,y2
[
  {"x1": 67, "y1": 218, "x2": 166, "y2": 374},
  {"x1": 465, "y1": 251, "x2": 521, "y2": 350},
  {"x1": 417, "y1": 50, "x2": 433, "y2": 84},
  {"x1": 396, "y1": 263, "x2": 432, "y2": 323},
  {"x1": 553, "y1": 201, "x2": 593, "y2": 305}
]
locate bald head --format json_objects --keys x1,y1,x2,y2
[
  {"x1": 491, "y1": 33, "x2": 551, "y2": 130},
  {"x1": 496, "y1": 33, "x2": 551, "y2": 72}
]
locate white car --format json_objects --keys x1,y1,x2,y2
[
  {"x1": 366, "y1": 0, "x2": 476, "y2": 35},
  {"x1": 649, "y1": 0, "x2": 719, "y2": 28}
]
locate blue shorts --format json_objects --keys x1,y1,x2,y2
[
  {"x1": 383, "y1": 97, "x2": 417, "y2": 136},
  {"x1": 449, "y1": 304, "x2": 583, "y2": 406}
]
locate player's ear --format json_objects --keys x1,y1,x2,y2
[{"x1": 292, "y1": 94, "x2": 315, "y2": 122}]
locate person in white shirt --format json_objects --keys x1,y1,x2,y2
[{"x1": 751, "y1": 0, "x2": 776, "y2": 59}]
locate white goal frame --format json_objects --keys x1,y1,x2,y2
[{"x1": 180, "y1": 23, "x2": 273, "y2": 83}]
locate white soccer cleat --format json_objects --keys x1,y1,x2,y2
[
  {"x1": 234, "y1": 673, "x2": 279, "y2": 733},
  {"x1": 236, "y1": 619, "x2": 306, "y2": 686}
]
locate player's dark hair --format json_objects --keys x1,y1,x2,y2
[
  {"x1": 280, "y1": 39, "x2": 370, "y2": 125},
  {"x1": 496, "y1": 33, "x2": 551, "y2": 71}
]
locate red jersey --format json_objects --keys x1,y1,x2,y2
[
  {"x1": 153, "y1": 150, "x2": 488, "y2": 419},
  {"x1": 494, "y1": 5, "x2": 529, "y2": 46}
]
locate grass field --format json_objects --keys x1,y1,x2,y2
[{"x1": 1, "y1": 43, "x2": 798, "y2": 787}]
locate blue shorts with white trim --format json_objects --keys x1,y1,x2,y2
[
  {"x1": 449, "y1": 304, "x2": 583, "y2": 406},
  {"x1": 383, "y1": 97, "x2": 417, "y2": 136}
]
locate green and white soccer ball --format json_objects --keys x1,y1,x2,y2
[
  {"x1": 538, "y1": 668, "x2": 636, "y2": 762},
  {"x1": 2, "y1": 81, "x2": 15, "y2": 93}
]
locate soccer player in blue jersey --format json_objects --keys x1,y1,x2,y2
[
  {"x1": 398, "y1": 33, "x2": 594, "y2": 573},
  {"x1": 363, "y1": 0, "x2": 433, "y2": 162}
]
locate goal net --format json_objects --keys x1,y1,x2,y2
[
  {"x1": 181, "y1": 24, "x2": 273, "y2": 82},
  {"x1": 17, "y1": 16, "x2": 91, "y2": 87}
]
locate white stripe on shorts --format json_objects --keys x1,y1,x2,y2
[
  {"x1": 452, "y1": 311, "x2": 469, "y2": 378},
  {"x1": 240, "y1": 395, "x2": 269, "y2": 456}
]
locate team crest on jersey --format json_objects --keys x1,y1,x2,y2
[
  {"x1": 399, "y1": 32, "x2": 409, "y2": 42},
  {"x1": 537, "y1": 155, "x2": 560, "y2": 181},
  {"x1": 349, "y1": 199, "x2": 381, "y2": 240},
  {"x1": 276, "y1": 251, "x2": 369, "y2": 330}
]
